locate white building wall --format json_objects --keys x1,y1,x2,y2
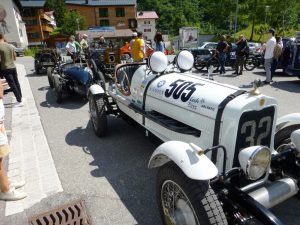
[
  {"x1": 0, "y1": 0, "x2": 28, "y2": 47},
  {"x1": 137, "y1": 18, "x2": 156, "y2": 44}
]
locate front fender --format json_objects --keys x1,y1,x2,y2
[
  {"x1": 148, "y1": 141, "x2": 218, "y2": 180},
  {"x1": 276, "y1": 113, "x2": 300, "y2": 132},
  {"x1": 89, "y1": 84, "x2": 104, "y2": 96}
]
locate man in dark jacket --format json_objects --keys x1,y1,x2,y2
[
  {"x1": 216, "y1": 35, "x2": 228, "y2": 74},
  {"x1": 233, "y1": 34, "x2": 248, "y2": 75}
]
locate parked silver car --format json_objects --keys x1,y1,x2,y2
[{"x1": 248, "y1": 42, "x2": 262, "y2": 55}]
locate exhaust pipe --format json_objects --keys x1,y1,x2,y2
[{"x1": 248, "y1": 178, "x2": 299, "y2": 209}]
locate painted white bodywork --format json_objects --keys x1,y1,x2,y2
[
  {"x1": 107, "y1": 64, "x2": 279, "y2": 174},
  {"x1": 291, "y1": 129, "x2": 300, "y2": 151},
  {"x1": 276, "y1": 113, "x2": 300, "y2": 132},
  {"x1": 148, "y1": 141, "x2": 218, "y2": 180},
  {"x1": 89, "y1": 84, "x2": 105, "y2": 96}
]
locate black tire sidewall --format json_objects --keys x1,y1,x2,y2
[
  {"x1": 157, "y1": 162, "x2": 227, "y2": 225},
  {"x1": 244, "y1": 57, "x2": 256, "y2": 71},
  {"x1": 88, "y1": 94, "x2": 107, "y2": 137},
  {"x1": 207, "y1": 59, "x2": 219, "y2": 72},
  {"x1": 54, "y1": 77, "x2": 63, "y2": 103},
  {"x1": 47, "y1": 67, "x2": 54, "y2": 88},
  {"x1": 274, "y1": 124, "x2": 300, "y2": 149}
]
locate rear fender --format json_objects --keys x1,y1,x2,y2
[
  {"x1": 148, "y1": 141, "x2": 218, "y2": 180},
  {"x1": 276, "y1": 113, "x2": 300, "y2": 132},
  {"x1": 89, "y1": 84, "x2": 104, "y2": 96}
]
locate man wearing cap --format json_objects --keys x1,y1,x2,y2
[
  {"x1": 262, "y1": 28, "x2": 276, "y2": 84},
  {"x1": 132, "y1": 31, "x2": 145, "y2": 62},
  {"x1": 80, "y1": 34, "x2": 89, "y2": 50}
]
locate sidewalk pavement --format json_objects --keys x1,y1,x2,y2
[{"x1": 4, "y1": 63, "x2": 63, "y2": 216}]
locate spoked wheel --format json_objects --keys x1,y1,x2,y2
[
  {"x1": 244, "y1": 57, "x2": 257, "y2": 71},
  {"x1": 88, "y1": 94, "x2": 107, "y2": 137},
  {"x1": 53, "y1": 76, "x2": 63, "y2": 103},
  {"x1": 206, "y1": 59, "x2": 220, "y2": 73},
  {"x1": 47, "y1": 67, "x2": 54, "y2": 89},
  {"x1": 157, "y1": 162, "x2": 228, "y2": 225},
  {"x1": 274, "y1": 125, "x2": 300, "y2": 151},
  {"x1": 194, "y1": 61, "x2": 205, "y2": 71}
]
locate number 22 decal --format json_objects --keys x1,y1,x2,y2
[{"x1": 165, "y1": 79, "x2": 203, "y2": 102}]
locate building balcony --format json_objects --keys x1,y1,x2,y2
[
  {"x1": 41, "y1": 25, "x2": 54, "y2": 33},
  {"x1": 40, "y1": 13, "x2": 52, "y2": 22}
]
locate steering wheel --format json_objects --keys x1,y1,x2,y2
[{"x1": 115, "y1": 70, "x2": 131, "y2": 96}]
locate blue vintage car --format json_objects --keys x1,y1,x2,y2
[{"x1": 286, "y1": 33, "x2": 300, "y2": 78}]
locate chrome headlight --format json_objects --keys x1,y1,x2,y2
[{"x1": 238, "y1": 146, "x2": 271, "y2": 180}]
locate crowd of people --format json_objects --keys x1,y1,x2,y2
[
  {"x1": 64, "y1": 30, "x2": 169, "y2": 63},
  {"x1": 215, "y1": 28, "x2": 283, "y2": 84}
]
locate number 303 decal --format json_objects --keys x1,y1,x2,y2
[{"x1": 164, "y1": 79, "x2": 203, "y2": 102}]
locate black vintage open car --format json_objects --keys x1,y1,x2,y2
[
  {"x1": 34, "y1": 48, "x2": 61, "y2": 75},
  {"x1": 47, "y1": 53, "x2": 105, "y2": 103},
  {"x1": 86, "y1": 42, "x2": 120, "y2": 79}
]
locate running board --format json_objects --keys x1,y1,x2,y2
[{"x1": 129, "y1": 103, "x2": 201, "y2": 137}]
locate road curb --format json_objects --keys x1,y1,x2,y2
[{"x1": 5, "y1": 63, "x2": 63, "y2": 216}]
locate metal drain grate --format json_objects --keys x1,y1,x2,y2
[{"x1": 28, "y1": 199, "x2": 91, "y2": 225}]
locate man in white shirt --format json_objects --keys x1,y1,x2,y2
[
  {"x1": 262, "y1": 28, "x2": 276, "y2": 84},
  {"x1": 65, "y1": 35, "x2": 77, "y2": 60}
]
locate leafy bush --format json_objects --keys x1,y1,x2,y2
[{"x1": 24, "y1": 47, "x2": 41, "y2": 57}]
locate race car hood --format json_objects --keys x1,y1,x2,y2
[{"x1": 146, "y1": 72, "x2": 241, "y2": 119}]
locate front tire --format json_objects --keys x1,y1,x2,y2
[
  {"x1": 244, "y1": 57, "x2": 257, "y2": 71},
  {"x1": 274, "y1": 124, "x2": 300, "y2": 150},
  {"x1": 53, "y1": 76, "x2": 63, "y2": 103},
  {"x1": 194, "y1": 61, "x2": 205, "y2": 71},
  {"x1": 47, "y1": 67, "x2": 54, "y2": 89},
  {"x1": 157, "y1": 162, "x2": 227, "y2": 225},
  {"x1": 206, "y1": 59, "x2": 219, "y2": 73},
  {"x1": 88, "y1": 94, "x2": 107, "y2": 137}
]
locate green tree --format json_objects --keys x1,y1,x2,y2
[
  {"x1": 44, "y1": 0, "x2": 66, "y2": 27},
  {"x1": 60, "y1": 11, "x2": 86, "y2": 36}
]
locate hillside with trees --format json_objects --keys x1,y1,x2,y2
[{"x1": 137, "y1": 0, "x2": 300, "y2": 40}]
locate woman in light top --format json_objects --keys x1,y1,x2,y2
[{"x1": 154, "y1": 32, "x2": 165, "y2": 53}]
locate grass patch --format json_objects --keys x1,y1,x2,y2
[
  {"x1": 24, "y1": 47, "x2": 40, "y2": 57},
  {"x1": 235, "y1": 24, "x2": 297, "y2": 43}
]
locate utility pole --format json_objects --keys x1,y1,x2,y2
[
  {"x1": 265, "y1": 5, "x2": 270, "y2": 25},
  {"x1": 76, "y1": 18, "x2": 80, "y2": 31},
  {"x1": 233, "y1": 0, "x2": 238, "y2": 42}
]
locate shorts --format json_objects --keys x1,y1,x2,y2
[
  {"x1": 0, "y1": 144, "x2": 9, "y2": 158},
  {"x1": 0, "y1": 99, "x2": 8, "y2": 158}
]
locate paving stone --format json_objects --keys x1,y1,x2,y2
[{"x1": 5, "y1": 64, "x2": 63, "y2": 216}]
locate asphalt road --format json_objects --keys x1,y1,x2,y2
[{"x1": 17, "y1": 56, "x2": 300, "y2": 225}]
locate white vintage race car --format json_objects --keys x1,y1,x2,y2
[{"x1": 88, "y1": 51, "x2": 300, "y2": 225}]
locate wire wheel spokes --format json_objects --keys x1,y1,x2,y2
[{"x1": 161, "y1": 180, "x2": 199, "y2": 225}]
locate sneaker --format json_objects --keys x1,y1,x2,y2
[
  {"x1": 0, "y1": 188, "x2": 27, "y2": 201},
  {"x1": 10, "y1": 180, "x2": 25, "y2": 189},
  {"x1": 13, "y1": 102, "x2": 24, "y2": 108}
]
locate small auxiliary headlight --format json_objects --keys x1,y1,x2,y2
[
  {"x1": 148, "y1": 51, "x2": 168, "y2": 73},
  {"x1": 176, "y1": 50, "x2": 194, "y2": 72},
  {"x1": 238, "y1": 146, "x2": 271, "y2": 180}
]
